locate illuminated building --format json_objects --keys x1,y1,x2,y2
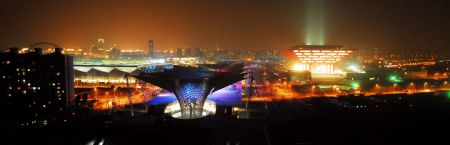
[
  {"x1": 133, "y1": 62, "x2": 245, "y2": 119},
  {"x1": 62, "y1": 48, "x2": 84, "y2": 56},
  {"x1": 289, "y1": 71, "x2": 311, "y2": 85},
  {"x1": 73, "y1": 66, "x2": 139, "y2": 86},
  {"x1": 120, "y1": 49, "x2": 146, "y2": 57},
  {"x1": 110, "y1": 44, "x2": 121, "y2": 59},
  {"x1": 232, "y1": 49, "x2": 242, "y2": 58},
  {"x1": 166, "y1": 57, "x2": 201, "y2": 66},
  {"x1": 165, "y1": 100, "x2": 217, "y2": 118},
  {"x1": 73, "y1": 63, "x2": 172, "y2": 87},
  {"x1": 288, "y1": 45, "x2": 355, "y2": 74},
  {"x1": 0, "y1": 47, "x2": 74, "y2": 127},
  {"x1": 92, "y1": 37, "x2": 105, "y2": 53}
]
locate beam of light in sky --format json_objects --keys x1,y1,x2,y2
[{"x1": 305, "y1": 0, "x2": 325, "y2": 45}]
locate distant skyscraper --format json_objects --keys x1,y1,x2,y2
[
  {"x1": 92, "y1": 37, "x2": 105, "y2": 53},
  {"x1": 110, "y1": 44, "x2": 121, "y2": 59},
  {"x1": 373, "y1": 48, "x2": 380, "y2": 59},
  {"x1": 233, "y1": 49, "x2": 241, "y2": 58},
  {"x1": 176, "y1": 48, "x2": 183, "y2": 58},
  {"x1": 148, "y1": 40, "x2": 154, "y2": 57},
  {"x1": 194, "y1": 48, "x2": 202, "y2": 57},
  {"x1": 185, "y1": 48, "x2": 192, "y2": 57},
  {"x1": 0, "y1": 48, "x2": 74, "y2": 127},
  {"x1": 98, "y1": 38, "x2": 104, "y2": 47},
  {"x1": 214, "y1": 48, "x2": 222, "y2": 58}
]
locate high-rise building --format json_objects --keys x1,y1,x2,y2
[
  {"x1": 194, "y1": 48, "x2": 202, "y2": 57},
  {"x1": 92, "y1": 37, "x2": 105, "y2": 53},
  {"x1": 233, "y1": 49, "x2": 241, "y2": 58},
  {"x1": 148, "y1": 40, "x2": 154, "y2": 57},
  {"x1": 0, "y1": 48, "x2": 74, "y2": 127},
  {"x1": 176, "y1": 48, "x2": 183, "y2": 58},
  {"x1": 97, "y1": 38, "x2": 104, "y2": 49},
  {"x1": 214, "y1": 47, "x2": 224, "y2": 58},
  {"x1": 110, "y1": 44, "x2": 121, "y2": 59},
  {"x1": 185, "y1": 48, "x2": 192, "y2": 57}
]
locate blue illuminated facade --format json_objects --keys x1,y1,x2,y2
[{"x1": 173, "y1": 81, "x2": 210, "y2": 119}]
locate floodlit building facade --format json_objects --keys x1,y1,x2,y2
[{"x1": 288, "y1": 45, "x2": 356, "y2": 74}]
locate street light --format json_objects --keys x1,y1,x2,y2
[
  {"x1": 375, "y1": 84, "x2": 381, "y2": 93},
  {"x1": 113, "y1": 87, "x2": 117, "y2": 109},
  {"x1": 288, "y1": 84, "x2": 292, "y2": 93},
  {"x1": 393, "y1": 83, "x2": 398, "y2": 92},
  {"x1": 409, "y1": 83, "x2": 415, "y2": 91},
  {"x1": 94, "y1": 87, "x2": 98, "y2": 100},
  {"x1": 113, "y1": 87, "x2": 117, "y2": 97}
]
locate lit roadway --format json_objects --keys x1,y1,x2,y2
[{"x1": 244, "y1": 84, "x2": 450, "y2": 103}]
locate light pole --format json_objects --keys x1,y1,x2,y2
[
  {"x1": 113, "y1": 87, "x2": 117, "y2": 112},
  {"x1": 375, "y1": 84, "x2": 381, "y2": 94},
  {"x1": 393, "y1": 83, "x2": 397, "y2": 92},
  {"x1": 113, "y1": 87, "x2": 116, "y2": 97},
  {"x1": 409, "y1": 83, "x2": 415, "y2": 92},
  {"x1": 94, "y1": 87, "x2": 98, "y2": 100},
  {"x1": 105, "y1": 91, "x2": 110, "y2": 110},
  {"x1": 288, "y1": 84, "x2": 292, "y2": 93},
  {"x1": 125, "y1": 74, "x2": 134, "y2": 117}
]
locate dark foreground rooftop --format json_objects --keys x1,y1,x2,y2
[{"x1": 2, "y1": 92, "x2": 450, "y2": 145}]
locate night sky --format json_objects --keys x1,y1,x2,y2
[{"x1": 1, "y1": 0, "x2": 450, "y2": 53}]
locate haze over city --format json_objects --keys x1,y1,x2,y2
[{"x1": 1, "y1": 0, "x2": 450, "y2": 54}]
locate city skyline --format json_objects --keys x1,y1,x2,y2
[
  {"x1": 1, "y1": 1, "x2": 450, "y2": 144},
  {"x1": 0, "y1": 0, "x2": 450, "y2": 54}
]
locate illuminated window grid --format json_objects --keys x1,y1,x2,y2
[{"x1": 294, "y1": 50, "x2": 351, "y2": 64}]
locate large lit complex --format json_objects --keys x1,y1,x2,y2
[
  {"x1": 74, "y1": 66, "x2": 139, "y2": 85},
  {"x1": 134, "y1": 62, "x2": 245, "y2": 119},
  {"x1": 73, "y1": 59, "x2": 171, "y2": 87},
  {"x1": 289, "y1": 45, "x2": 355, "y2": 74}
]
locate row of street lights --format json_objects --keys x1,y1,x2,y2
[{"x1": 371, "y1": 81, "x2": 450, "y2": 93}]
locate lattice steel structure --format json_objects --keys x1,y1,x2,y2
[
  {"x1": 173, "y1": 80, "x2": 210, "y2": 119},
  {"x1": 134, "y1": 62, "x2": 245, "y2": 119}
]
